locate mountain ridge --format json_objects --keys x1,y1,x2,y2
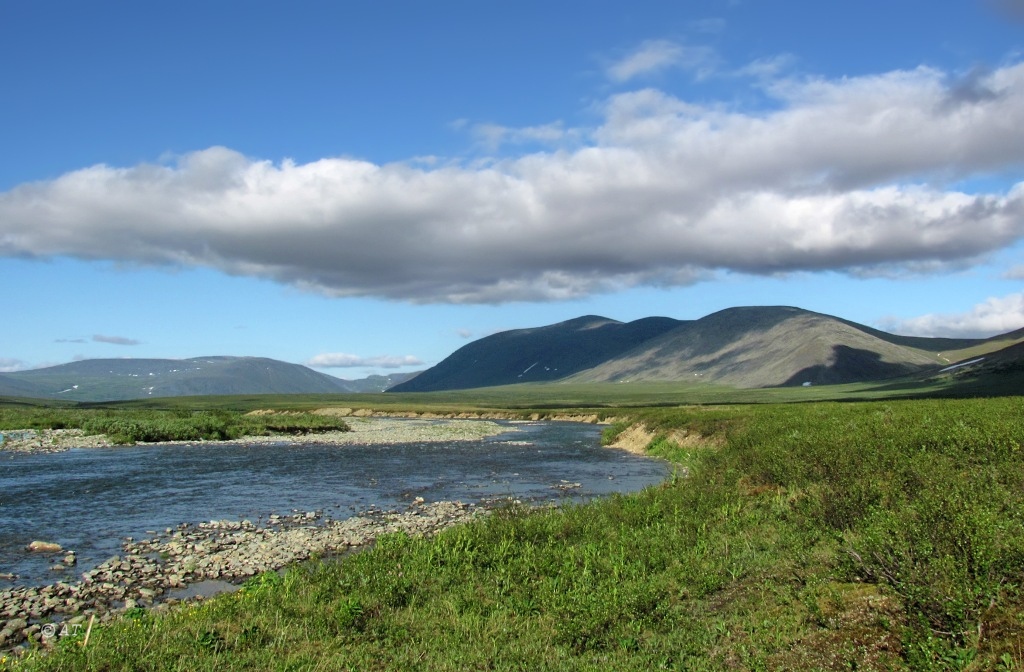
[
  {"x1": 390, "y1": 306, "x2": 1024, "y2": 392},
  {"x1": 0, "y1": 356, "x2": 417, "y2": 402},
  {"x1": 389, "y1": 315, "x2": 683, "y2": 392},
  {"x1": 4, "y1": 306, "x2": 1021, "y2": 401}
]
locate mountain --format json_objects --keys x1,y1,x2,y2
[
  {"x1": 389, "y1": 306, "x2": 1023, "y2": 392},
  {"x1": 389, "y1": 315, "x2": 682, "y2": 392},
  {"x1": 6, "y1": 307, "x2": 1019, "y2": 401},
  {"x1": 0, "y1": 357, "x2": 410, "y2": 402},
  {"x1": 0, "y1": 374, "x2": 53, "y2": 399},
  {"x1": 566, "y1": 306, "x2": 951, "y2": 387},
  {"x1": 341, "y1": 372, "x2": 420, "y2": 393}
]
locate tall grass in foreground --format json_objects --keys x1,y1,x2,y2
[{"x1": 8, "y1": 398, "x2": 1024, "y2": 671}]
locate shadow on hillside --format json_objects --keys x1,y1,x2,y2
[
  {"x1": 865, "y1": 361, "x2": 1024, "y2": 399},
  {"x1": 783, "y1": 345, "x2": 923, "y2": 387}
]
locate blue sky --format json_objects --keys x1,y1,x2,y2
[{"x1": 2, "y1": 0, "x2": 1024, "y2": 379}]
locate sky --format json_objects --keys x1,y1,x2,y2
[{"x1": 2, "y1": 0, "x2": 1024, "y2": 380}]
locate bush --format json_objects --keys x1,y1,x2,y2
[{"x1": 66, "y1": 409, "x2": 350, "y2": 444}]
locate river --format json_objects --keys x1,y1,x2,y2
[{"x1": 0, "y1": 419, "x2": 668, "y2": 587}]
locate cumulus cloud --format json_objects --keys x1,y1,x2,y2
[
  {"x1": 879, "y1": 292, "x2": 1024, "y2": 338},
  {"x1": 305, "y1": 353, "x2": 424, "y2": 369},
  {"x1": 93, "y1": 335, "x2": 142, "y2": 346},
  {"x1": 1003, "y1": 264, "x2": 1024, "y2": 279},
  {"x1": 2, "y1": 62, "x2": 1024, "y2": 303},
  {"x1": 942, "y1": 66, "x2": 1003, "y2": 108}
]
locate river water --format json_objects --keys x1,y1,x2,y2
[{"x1": 0, "y1": 420, "x2": 668, "y2": 587}]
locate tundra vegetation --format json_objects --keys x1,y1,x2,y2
[
  {"x1": 0, "y1": 407, "x2": 350, "y2": 444},
  {"x1": 2, "y1": 396, "x2": 1023, "y2": 671}
]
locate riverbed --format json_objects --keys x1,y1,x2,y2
[{"x1": 1, "y1": 418, "x2": 668, "y2": 587}]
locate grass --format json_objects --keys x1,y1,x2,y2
[
  {"x1": 4, "y1": 397, "x2": 1024, "y2": 670},
  {"x1": 62, "y1": 361, "x2": 1024, "y2": 414},
  {"x1": 0, "y1": 407, "x2": 350, "y2": 444}
]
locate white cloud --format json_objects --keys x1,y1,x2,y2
[
  {"x1": 306, "y1": 353, "x2": 424, "y2": 369},
  {"x1": 734, "y1": 54, "x2": 796, "y2": 81},
  {"x1": 606, "y1": 39, "x2": 716, "y2": 82},
  {"x1": 880, "y1": 292, "x2": 1024, "y2": 338},
  {"x1": 0, "y1": 358, "x2": 27, "y2": 373},
  {"x1": 469, "y1": 121, "x2": 577, "y2": 152},
  {"x1": 2, "y1": 63, "x2": 1024, "y2": 304},
  {"x1": 1003, "y1": 264, "x2": 1024, "y2": 279}
]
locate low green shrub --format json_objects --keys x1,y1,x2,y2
[{"x1": 1, "y1": 408, "x2": 353, "y2": 444}]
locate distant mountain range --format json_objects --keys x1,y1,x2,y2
[
  {"x1": 0, "y1": 356, "x2": 418, "y2": 402},
  {"x1": 3, "y1": 306, "x2": 1022, "y2": 402},
  {"x1": 390, "y1": 306, "x2": 1024, "y2": 392}
]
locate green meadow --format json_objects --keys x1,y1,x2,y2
[
  {"x1": 2, "y1": 393, "x2": 1023, "y2": 670},
  {"x1": 0, "y1": 407, "x2": 350, "y2": 445}
]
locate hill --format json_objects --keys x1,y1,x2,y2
[
  {"x1": 5, "y1": 307, "x2": 1019, "y2": 401},
  {"x1": 390, "y1": 306, "x2": 1023, "y2": 392},
  {"x1": 343, "y1": 372, "x2": 420, "y2": 393},
  {"x1": 389, "y1": 315, "x2": 682, "y2": 392},
  {"x1": 567, "y1": 306, "x2": 947, "y2": 387},
  {"x1": 0, "y1": 357, "x2": 412, "y2": 402}
]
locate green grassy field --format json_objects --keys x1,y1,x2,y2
[
  {"x1": 3, "y1": 395, "x2": 1023, "y2": 671},
  {"x1": 0, "y1": 406, "x2": 350, "y2": 444}
]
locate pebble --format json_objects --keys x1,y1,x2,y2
[
  {"x1": 0, "y1": 498, "x2": 500, "y2": 653},
  {"x1": 0, "y1": 429, "x2": 110, "y2": 454},
  {"x1": 0, "y1": 415, "x2": 607, "y2": 652},
  {"x1": 0, "y1": 417, "x2": 519, "y2": 455}
]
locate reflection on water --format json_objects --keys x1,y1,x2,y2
[{"x1": 0, "y1": 420, "x2": 668, "y2": 586}]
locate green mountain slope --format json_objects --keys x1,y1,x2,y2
[
  {"x1": 0, "y1": 373, "x2": 52, "y2": 399},
  {"x1": 388, "y1": 315, "x2": 683, "y2": 392},
  {"x1": 392, "y1": 306, "x2": 1011, "y2": 392},
  {"x1": 568, "y1": 306, "x2": 951, "y2": 387},
  {"x1": 1, "y1": 357, "x2": 359, "y2": 402},
  {"x1": 7, "y1": 308, "x2": 1018, "y2": 400}
]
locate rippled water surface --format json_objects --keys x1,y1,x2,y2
[{"x1": 0, "y1": 420, "x2": 668, "y2": 586}]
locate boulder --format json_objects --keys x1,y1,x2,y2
[{"x1": 26, "y1": 541, "x2": 63, "y2": 553}]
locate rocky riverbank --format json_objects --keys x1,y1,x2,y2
[
  {"x1": 0, "y1": 417, "x2": 515, "y2": 454},
  {"x1": 0, "y1": 415, "x2": 626, "y2": 653},
  {"x1": 0, "y1": 418, "x2": 529, "y2": 652},
  {"x1": 0, "y1": 429, "x2": 112, "y2": 454},
  {"x1": 0, "y1": 499, "x2": 496, "y2": 653}
]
